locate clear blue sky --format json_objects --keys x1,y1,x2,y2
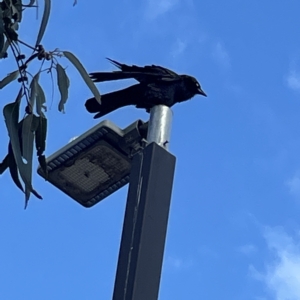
[{"x1": 1, "y1": 1, "x2": 300, "y2": 299}]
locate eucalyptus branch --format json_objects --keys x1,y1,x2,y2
[
  {"x1": 8, "y1": 39, "x2": 30, "y2": 105},
  {"x1": 18, "y1": 39, "x2": 37, "y2": 51}
]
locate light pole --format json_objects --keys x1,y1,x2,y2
[
  {"x1": 113, "y1": 105, "x2": 176, "y2": 300},
  {"x1": 38, "y1": 105, "x2": 176, "y2": 300}
]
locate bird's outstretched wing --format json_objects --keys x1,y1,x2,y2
[
  {"x1": 85, "y1": 83, "x2": 150, "y2": 119},
  {"x1": 89, "y1": 58, "x2": 181, "y2": 83}
]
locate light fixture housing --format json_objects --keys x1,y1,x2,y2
[{"x1": 37, "y1": 120, "x2": 148, "y2": 207}]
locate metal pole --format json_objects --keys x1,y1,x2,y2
[
  {"x1": 147, "y1": 105, "x2": 173, "y2": 150},
  {"x1": 113, "y1": 105, "x2": 176, "y2": 300}
]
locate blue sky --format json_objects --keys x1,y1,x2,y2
[{"x1": 1, "y1": 1, "x2": 300, "y2": 299}]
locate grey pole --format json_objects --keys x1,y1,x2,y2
[
  {"x1": 147, "y1": 105, "x2": 173, "y2": 150},
  {"x1": 113, "y1": 104, "x2": 176, "y2": 300}
]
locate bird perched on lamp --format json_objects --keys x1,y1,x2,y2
[{"x1": 85, "y1": 58, "x2": 207, "y2": 119}]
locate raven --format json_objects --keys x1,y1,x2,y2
[{"x1": 85, "y1": 58, "x2": 207, "y2": 119}]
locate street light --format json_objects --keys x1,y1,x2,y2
[
  {"x1": 38, "y1": 105, "x2": 175, "y2": 300},
  {"x1": 37, "y1": 119, "x2": 148, "y2": 207}
]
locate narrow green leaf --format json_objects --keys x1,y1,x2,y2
[
  {"x1": 0, "y1": 70, "x2": 19, "y2": 89},
  {"x1": 3, "y1": 89, "x2": 41, "y2": 203},
  {"x1": 38, "y1": 155, "x2": 47, "y2": 178},
  {"x1": 8, "y1": 142, "x2": 24, "y2": 192},
  {"x1": 2, "y1": 1, "x2": 12, "y2": 19},
  {"x1": 0, "y1": 7, "x2": 3, "y2": 32},
  {"x1": 63, "y1": 51, "x2": 101, "y2": 104},
  {"x1": 36, "y1": 82, "x2": 47, "y2": 117},
  {"x1": 22, "y1": 115, "x2": 35, "y2": 201},
  {"x1": 22, "y1": 115, "x2": 34, "y2": 167},
  {"x1": 3, "y1": 89, "x2": 24, "y2": 192},
  {"x1": 31, "y1": 114, "x2": 40, "y2": 132},
  {"x1": 5, "y1": 25, "x2": 18, "y2": 41},
  {"x1": 0, "y1": 39, "x2": 10, "y2": 59},
  {"x1": 29, "y1": 72, "x2": 40, "y2": 109},
  {"x1": 56, "y1": 63, "x2": 70, "y2": 112},
  {"x1": 0, "y1": 34, "x2": 4, "y2": 56},
  {"x1": 11, "y1": 0, "x2": 22, "y2": 22},
  {"x1": 0, "y1": 6, "x2": 4, "y2": 22},
  {"x1": 25, "y1": 187, "x2": 42, "y2": 209},
  {"x1": 3, "y1": 90, "x2": 24, "y2": 193},
  {"x1": 35, "y1": 0, "x2": 51, "y2": 47},
  {"x1": 3, "y1": 90, "x2": 22, "y2": 158},
  {"x1": 24, "y1": 114, "x2": 47, "y2": 204},
  {"x1": 34, "y1": 115, "x2": 48, "y2": 177},
  {"x1": 35, "y1": 116, "x2": 47, "y2": 155},
  {"x1": 0, "y1": 153, "x2": 9, "y2": 174}
]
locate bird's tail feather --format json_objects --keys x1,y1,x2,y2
[
  {"x1": 85, "y1": 84, "x2": 143, "y2": 119},
  {"x1": 90, "y1": 72, "x2": 137, "y2": 82}
]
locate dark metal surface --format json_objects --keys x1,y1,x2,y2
[{"x1": 113, "y1": 142, "x2": 176, "y2": 300}]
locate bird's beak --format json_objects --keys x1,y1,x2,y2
[{"x1": 197, "y1": 87, "x2": 207, "y2": 97}]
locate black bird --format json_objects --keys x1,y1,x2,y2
[{"x1": 85, "y1": 58, "x2": 207, "y2": 119}]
